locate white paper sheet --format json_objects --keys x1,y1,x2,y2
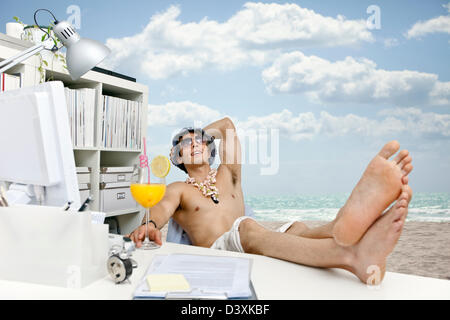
[
  {"x1": 133, "y1": 254, "x2": 252, "y2": 299},
  {"x1": 90, "y1": 211, "x2": 106, "y2": 224}
]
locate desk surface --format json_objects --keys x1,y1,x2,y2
[{"x1": 0, "y1": 242, "x2": 449, "y2": 300}]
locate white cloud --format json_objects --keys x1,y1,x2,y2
[
  {"x1": 445, "y1": 2, "x2": 450, "y2": 12},
  {"x1": 101, "y1": 3, "x2": 373, "y2": 79},
  {"x1": 237, "y1": 108, "x2": 450, "y2": 141},
  {"x1": 383, "y1": 37, "x2": 399, "y2": 48},
  {"x1": 405, "y1": 2, "x2": 450, "y2": 39},
  {"x1": 262, "y1": 51, "x2": 450, "y2": 106},
  {"x1": 377, "y1": 108, "x2": 450, "y2": 138},
  {"x1": 147, "y1": 101, "x2": 223, "y2": 128},
  {"x1": 147, "y1": 99, "x2": 450, "y2": 142},
  {"x1": 237, "y1": 109, "x2": 320, "y2": 141},
  {"x1": 445, "y1": 2, "x2": 450, "y2": 13},
  {"x1": 228, "y1": 2, "x2": 373, "y2": 47}
]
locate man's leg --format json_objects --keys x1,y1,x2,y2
[
  {"x1": 286, "y1": 184, "x2": 412, "y2": 239},
  {"x1": 283, "y1": 220, "x2": 333, "y2": 239},
  {"x1": 239, "y1": 196, "x2": 409, "y2": 284}
]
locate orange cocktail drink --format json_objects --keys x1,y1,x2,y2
[{"x1": 130, "y1": 183, "x2": 166, "y2": 208}]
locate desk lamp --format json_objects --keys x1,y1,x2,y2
[{"x1": 0, "y1": 8, "x2": 110, "y2": 80}]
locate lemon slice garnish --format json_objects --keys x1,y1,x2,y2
[{"x1": 151, "y1": 155, "x2": 171, "y2": 178}]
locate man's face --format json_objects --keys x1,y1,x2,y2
[{"x1": 178, "y1": 132, "x2": 209, "y2": 166}]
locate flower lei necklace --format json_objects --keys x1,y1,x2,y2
[{"x1": 185, "y1": 169, "x2": 219, "y2": 204}]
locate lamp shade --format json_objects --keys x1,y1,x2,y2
[{"x1": 53, "y1": 20, "x2": 110, "y2": 80}]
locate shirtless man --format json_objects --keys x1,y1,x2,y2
[{"x1": 128, "y1": 117, "x2": 413, "y2": 285}]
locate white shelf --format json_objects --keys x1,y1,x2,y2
[
  {"x1": 99, "y1": 148, "x2": 142, "y2": 153},
  {"x1": 73, "y1": 147, "x2": 99, "y2": 151},
  {"x1": 0, "y1": 32, "x2": 148, "y2": 234}
]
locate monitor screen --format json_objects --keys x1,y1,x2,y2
[{"x1": 0, "y1": 81, "x2": 81, "y2": 208}]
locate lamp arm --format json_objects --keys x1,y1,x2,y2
[{"x1": 0, "y1": 43, "x2": 46, "y2": 73}]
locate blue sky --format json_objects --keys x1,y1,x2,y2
[{"x1": 2, "y1": 1, "x2": 449, "y2": 195}]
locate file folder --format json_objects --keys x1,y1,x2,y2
[{"x1": 133, "y1": 254, "x2": 257, "y2": 300}]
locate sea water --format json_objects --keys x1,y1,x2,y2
[{"x1": 245, "y1": 193, "x2": 450, "y2": 222}]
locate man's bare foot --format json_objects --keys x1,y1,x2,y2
[
  {"x1": 386, "y1": 184, "x2": 413, "y2": 214},
  {"x1": 348, "y1": 185, "x2": 411, "y2": 285},
  {"x1": 332, "y1": 141, "x2": 413, "y2": 246}
]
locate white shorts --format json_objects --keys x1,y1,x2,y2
[{"x1": 210, "y1": 217, "x2": 295, "y2": 253}]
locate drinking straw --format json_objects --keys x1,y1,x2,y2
[{"x1": 139, "y1": 137, "x2": 151, "y2": 183}]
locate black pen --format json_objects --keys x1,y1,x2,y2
[
  {"x1": 78, "y1": 196, "x2": 93, "y2": 212},
  {"x1": 61, "y1": 201, "x2": 73, "y2": 211},
  {"x1": 0, "y1": 186, "x2": 9, "y2": 207}
]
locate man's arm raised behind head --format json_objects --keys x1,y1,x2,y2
[{"x1": 203, "y1": 117, "x2": 242, "y2": 182}]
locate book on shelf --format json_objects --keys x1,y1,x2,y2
[
  {"x1": 0, "y1": 73, "x2": 22, "y2": 92},
  {"x1": 101, "y1": 95, "x2": 142, "y2": 150},
  {"x1": 64, "y1": 87, "x2": 96, "y2": 148}
]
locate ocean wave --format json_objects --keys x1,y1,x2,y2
[
  {"x1": 406, "y1": 207, "x2": 450, "y2": 222},
  {"x1": 246, "y1": 193, "x2": 450, "y2": 223},
  {"x1": 253, "y1": 208, "x2": 340, "y2": 222},
  {"x1": 252, "y1": 207, "x2": 450, "y2": 222},
  {"x1": 405, "y1": 216, "x2": 450, "y2": 223},
  {"x1": 408, "y1": 208, "x2": 450, "y2": 214}
]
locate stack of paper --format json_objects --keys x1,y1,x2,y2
[
  {"x1": 64, "y1": 87, "x2": 96, "y2": 148},
  {"x1": 134, "y1": 254, "x2": 253, "y2": 299},
  {"x1": 89, "y1": 211, "x2": 106, "y2": 225},
  {"x1": 100, "y1": 95, "x2": 142, "y2": 150}
]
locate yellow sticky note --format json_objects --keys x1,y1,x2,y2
[{"x1": 146, "y1": 274, "x2": 191, "y2": 292}]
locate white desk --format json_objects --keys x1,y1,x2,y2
[{"x1": 0, "y1": 242, "x2": 449, "y2": 300}]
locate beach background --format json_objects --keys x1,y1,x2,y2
[{"x1": 160, "y1": 192, "x2": 450, "y2": 281}]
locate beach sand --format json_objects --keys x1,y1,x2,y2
[{"x1": 160, "y1": 220, "x2": 450, "y2": 280}]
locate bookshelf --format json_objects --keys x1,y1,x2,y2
[{"x1": 0, "y1": 32, "x2": 148, "y2": 234}]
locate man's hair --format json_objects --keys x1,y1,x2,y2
[{"x1": 170, "y1": 127, "x2": 216, "y2": 174}]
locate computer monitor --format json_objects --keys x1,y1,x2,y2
[{"x1": 0, "y1": 81, "x2": 81, "y2": 208}]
